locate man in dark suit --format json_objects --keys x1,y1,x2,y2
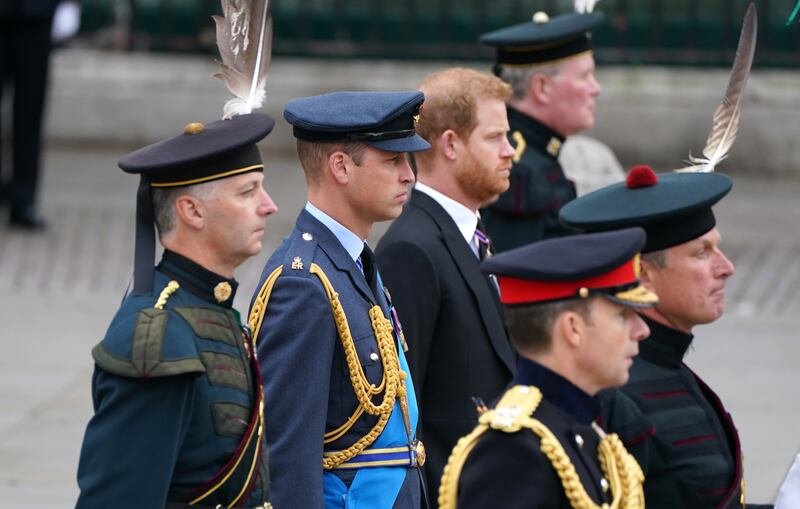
[
  {"x1": 248, "y1": 91, "x2": 430, "y2": 508},
  {"x1": 0, "y1": 0, "x2": 61, "y2": 229},
  {"x1": 376, "y1": 68, "x2": 517, "y2": 506},
  {"x1": 439, "y1": 228, "x2": 654, "y2": 509}
]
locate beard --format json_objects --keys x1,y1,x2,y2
[{"x1": 455, "y1": 148, "x2": 510, "y2": 206}]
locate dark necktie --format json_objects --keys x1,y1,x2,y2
[
  {"x1": 474, "y1": 219, "x2": 493, "y2": 261},
  {"x1": 359, "y1": 244, "x2": 377, "y2": 291}
]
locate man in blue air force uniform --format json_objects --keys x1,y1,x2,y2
[
  {"x1": 248, "y1": 91, "x2": 430, "y2": 508},
  {"x1": 75, "y1": 114, "x2": 278, "y2": 508}
]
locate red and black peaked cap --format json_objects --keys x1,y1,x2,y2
[{"x1": 481, "y1": 227, "x2": 658, "y2": 308}]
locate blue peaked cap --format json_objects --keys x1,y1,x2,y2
[{"x1": 284, "y1": 91, "x2": 431, "y2": 153}]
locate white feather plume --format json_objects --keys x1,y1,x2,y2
[
  {"x1": 575, "y1": 0, "x2": 600, "y2": 13},
  {"x1": 676, "y1": 3, "x2": 757, "y2": 173},
  {"x1": 213, "y1": 0, "x2": 273, "y2": 119}
]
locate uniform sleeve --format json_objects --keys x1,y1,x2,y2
[
  {"x1": 255, "y1": 274, "x2": 335, "y2": 509},
  {"x1": 457, "y1": 430, "x2": 560, "y2": 509},
  {"x1": 76, "y1": 369, "x2": 195, "y2": 509},
  {"x1": 375, "y1": 239, "x2": 440, "y2": 401},
  {"x1": 599, "y1": 388, "x2": 654, "y2": 474}
]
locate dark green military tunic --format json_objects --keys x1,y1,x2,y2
[
  {"x1": 480, "y1": 107, "x2": 576, "y2": 253},
  {"x1": 76, "y1": 251, "x2": 269, "y2": 509},
  {"x1": 600, "y1": 316, "x2": 746, "y2": 509}
]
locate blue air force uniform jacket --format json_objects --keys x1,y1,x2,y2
[
  {"x1": 250, "y1": 209, "x2": 422, "y2": 509},
  {"x1": 76, "y1": 251, "x2": 269, "y2": 509},
  {"x1": 480, "y1": 107, "x2": 576, "y2": 253}
]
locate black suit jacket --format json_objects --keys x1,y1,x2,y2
[{"x1": 376, "y1": 189, "x2": 515, "y2": 506}]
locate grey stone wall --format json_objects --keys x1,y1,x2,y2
[{"x1": 46, "y1": 49, "x2": 798, "y2": 177}]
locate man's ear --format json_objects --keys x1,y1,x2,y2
[
  {"x1": 639, "y1": 258, "x2": 657, "y2": 292},
  {"x1": 556, "y1": 309, "x2": 586, "y2": 349},
  {"x1": 327, "y1": 150, "x2": 351, "y2": 185},
  {"x1": 174, "y1": 194, "x2": 205, "y2": 231},
  {"x1": 529, "y1": 73, "x2": 551, "y2": 105},
  {"x1": 440, "y1": 129, "x2": 460, "y2": 161}
]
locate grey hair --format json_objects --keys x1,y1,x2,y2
[
  {"x1": 641, "y1": 249, "x2": 668, "y2": 269},
  {"x1": 499, "y1": 63, "x2": 563, "y2": 101},
  {"x1": 151, "y1": 180, "x2": 219, "y2": 237}
]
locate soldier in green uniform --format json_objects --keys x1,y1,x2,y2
[
  {"x1": 560, "y1": 165, "x2": 772, "y2": 508},
  {"x1": 478, "y1": 10, "x2": 603, "y2": 252},
  {"x1": 75, "y1": 113, "x2": 277, "y2": 509},
  {"x1": 438, "y1": 227, "x2": 656, "y2": 508}
]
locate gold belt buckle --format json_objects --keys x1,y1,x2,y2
[{"x1": 413, "y1": 439, "x2": 426, "y2": 467}]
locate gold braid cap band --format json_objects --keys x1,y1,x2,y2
[
  {"x1": 438, "y1": 385, "x2": 645, "y2": 509},
  {"x1": 248, "y1": 263, "x2": 405, "y2": 470}
]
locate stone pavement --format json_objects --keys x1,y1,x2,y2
[{"x1": 0, "y1": 144, "x2": 798, "y2": 506}]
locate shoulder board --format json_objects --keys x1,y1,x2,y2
[
  {"x1": 282, "y1": 229, "x2": 319, "y2": 276},
  {"x1": 478, "y1": 385, "x2": 543, "y2": 433},
  {"x1": 92, "y1": 281, "x2": 205, "y2": 379}
]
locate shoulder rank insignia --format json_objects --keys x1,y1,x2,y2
[
  {"x1": 291, "y1": 256, "x2": 304, "y2": 270},
  {"x1": 479, "y1": 385, "x2": 542, "y2": 432}
]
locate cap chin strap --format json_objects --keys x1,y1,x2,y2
[{"x1": 133, "y1": 177, "x2": 156, "y2": 295}]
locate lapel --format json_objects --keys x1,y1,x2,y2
[
  {"x1": 296, "y1": 210, "x2": 376, "y2": 305},
  {"x1": 409, "y1": 190, "x2": 515, "y2": 374}
]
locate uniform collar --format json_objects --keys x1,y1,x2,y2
[
  {"x1": 158, "y1": 250, "x2": 238, "y2": 307},
  {"x1": 305, "y1": 201, "x2": 365, "y2": 263},
  {"x1": 637, "y1": 315, "x2": 694, "y2": 368},
  {"x1": 507, "y1": 106, "x2": 565, "y2": 160},
  {"x1": 414, "y1": 181, "x2": 479, "y2": 247},
  {"x1": 514, "y1": 356, "x2": 600, "y2": 425}
]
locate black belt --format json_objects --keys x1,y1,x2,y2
[{"x1": 166, "y1": 503, "x2": 272, "y2": 509}]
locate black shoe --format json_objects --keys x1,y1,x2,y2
[{"x1": 9, "y1": 207, "x2": 47, "y2": 231}]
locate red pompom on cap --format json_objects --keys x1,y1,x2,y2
[{"x1": 626, "y1": 165, "x2": 658, "y2": 189}]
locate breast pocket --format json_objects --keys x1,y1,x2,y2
[{"x1": 350, "y1": 332, "x2": 384, "y2": 387}]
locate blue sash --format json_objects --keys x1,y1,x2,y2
[{"x1": 323, "y1": 273, "x2": 419, "y2": 508}]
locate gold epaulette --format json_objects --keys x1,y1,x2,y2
[
  {"x1": 154, "y1": 280, "x2": 180, "y2": 310},
  {"x1": 438, "y1": 386, "x2": 543, "y2": 509},
  {"x1": 247, "y1": 261, "x2": 405, "y2": 471},
  {"x1": 438, "y1": 385, "x2": 645, "y2": 509}
]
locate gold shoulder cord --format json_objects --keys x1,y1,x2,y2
[
  {"x1": 248, "y1": 263, "x2": 406, "y2": 470},
  {"x1": 438, "y1": 386, "x2": 645, "y2": 509},
  {"x1": 154, "y1": 280, "x2": 180, "y2": 309}
]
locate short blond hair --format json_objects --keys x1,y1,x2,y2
[{"x1": 417, "y1": 68, "x2": 512, "y2": 145}]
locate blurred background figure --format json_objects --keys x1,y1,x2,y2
[{"x1": 0, "y1": 0, "x2": 74, "y2": 230}]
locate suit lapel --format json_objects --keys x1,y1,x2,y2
[
  {"x1": 296, "y1": 210, "x2": 376, "y2": 304},
  {"x1": 409, "y1": 191, "x2": 515, "y2": 374}
]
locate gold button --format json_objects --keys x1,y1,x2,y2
[
  {"x1": 601, "y1": 477, "x2": 610, "y2": 492},
  {"x1": 302, "y1": 232, "x2": 313, "y2": 241},
  {"x1": 579, "y1": 287, "x2": 590, "y2": 298},
  {"x1": 183, "y1": 122, "x2": 205, "y2": 135},
  {"x1": 533, "y1": 11, "x2": 550, "y2": 23},
  {"x1": 575, "y1": 434, "x2": 584, "y2": 448},
  {"x1": 370, "y1": 352, "x2": 379, "y2": 362}
]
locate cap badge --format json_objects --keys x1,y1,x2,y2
[
  {"x1": 214, "y1": 281, "x2": 232, "y2": 303},
  {"x1": 532, "y1": 11, "x2": 550, "y2": 24},
  {"x1": 632, "y1": 253, "x2": 641, "y2": 278},
  {"x1": 291, "y1": 256, "x2": 304, "y2": 270},
  {"x1": 547, "y1": 137, "x2": 562, "y2": 156},
  {"x1": 183, "y1": 122, "x2": 206, "y2": 135}
]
